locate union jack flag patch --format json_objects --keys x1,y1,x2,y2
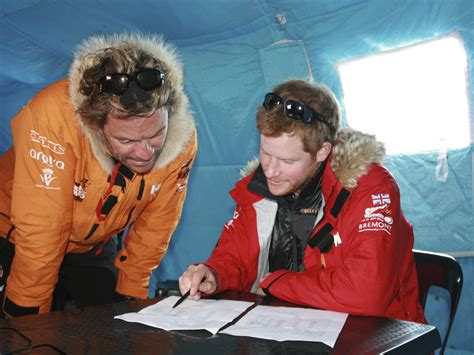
[{"x1": 372, "y1": 193, "x2": 391, "y2": 206}]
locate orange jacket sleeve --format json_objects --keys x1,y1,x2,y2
[{"x1": 5, "y1": 85, "x2": 77, "y2": 314}]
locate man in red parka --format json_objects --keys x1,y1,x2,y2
[{"x1": 179, "y1": 79, "x2": 426, "y2": 323}]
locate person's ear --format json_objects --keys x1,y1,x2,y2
[{"x1": 316, "y1": 142, "x2": 332, "y2": 163}]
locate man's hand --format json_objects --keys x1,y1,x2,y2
[
  {"x1": 178, "y1": 264, "x2": 217, "y2": 300},
  {"x1": 256, "y1": 272, "x2": 272, "y2": 296}
]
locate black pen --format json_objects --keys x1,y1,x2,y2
[
  {"x1": 172, "y1": 276, "x2": 207, "y2": 308},
  {"x1": 172, "y1": 289, "x2": 190, "y2": 308}
]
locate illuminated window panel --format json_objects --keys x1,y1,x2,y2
[{"x1": 337, "y1": 32, "x2": 470, "y2": 155}]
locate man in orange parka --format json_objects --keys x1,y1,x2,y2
[{"x1": 0, "y1": 32, "x2": 197, "y2": 317}]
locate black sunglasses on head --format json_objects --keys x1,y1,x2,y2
[
  {"x1": 99, "y1": 68, "x2": 165, "y2": 95},
  {"x1": 263, "y1": 92, "x2": 334, "y2": 132}
]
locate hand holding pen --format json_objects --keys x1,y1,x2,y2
[{"x1": 175, "y1": 264, "x2": 217, "y2": 306}]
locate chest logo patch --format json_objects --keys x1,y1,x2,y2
[
  {"x1": 224, "y1": 210, "x2": 240, "y2": 230},
  {"x1": 151, "y1": 184, "x2": 161, "y2": 195},
  {"x1": 73, "y1": 179, "x2": 89, "y2": 201},
  {"x1": 176, "y1": 159, "x2": 193, "y2": 193}
]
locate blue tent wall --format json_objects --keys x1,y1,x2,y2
[{"x1": 0, "y1": 1, "x2": 472, "y2": 353}]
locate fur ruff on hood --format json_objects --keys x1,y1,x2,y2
[
  {"x1": 240, "y1": 128, "x2": 385, "y2": 189},
  {"x1": 69, "y1": 32, "x2": 195, "y2": 173}
]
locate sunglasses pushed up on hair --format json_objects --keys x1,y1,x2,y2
[
  {"x1": 262, "y1": 92, "x2": 334, "y2": 132},
  {"x1": 99, "y1": 68, "x2": 165, "y2": 95}
]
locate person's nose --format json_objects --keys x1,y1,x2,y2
[
  {"x1": 135, "y1": 140, "x2": 155, "y2": 161},
  {"x1": 264, "y1": 157, "x2": 280, "y2": 178}
]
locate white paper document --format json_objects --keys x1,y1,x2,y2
[
  {"x1": 114, "y1": 296, "x2": 253, "y2": 334},
  {"x1": 221, "y1": 305, "x2": 348, "y2": 347},
  {"x1": 115, "y1": 297, "x2": 348, "y2": 347}
]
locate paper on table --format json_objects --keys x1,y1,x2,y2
[
  {"x1": 221, "y1": 305, "x2": 348, "y2": 347},
  {"x1": 114, "y1": 296, "x2": 254, "y2": 335}
]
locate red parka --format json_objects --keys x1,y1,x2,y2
[{"x1": 206, "y1": 128, "x2": 426, "y2": 323}]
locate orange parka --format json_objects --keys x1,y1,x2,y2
[{"x1": 0, "y1": 36, "x2": 197, "y2": 314}]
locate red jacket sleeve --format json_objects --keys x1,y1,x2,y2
[{"x1": 205, "y1": 204, "x2": 260, "y2": 293}]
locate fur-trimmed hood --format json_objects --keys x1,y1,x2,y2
[
  {"x1": 240, "y1": 127, "x2": 385, "y2": 189},
  {"x1": 69, "y1": 32, "x2": 195, "y2": 173}
]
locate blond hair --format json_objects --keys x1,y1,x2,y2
[{"x1": 69, "y1": 33, "x2": 185, "y2": 130}]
